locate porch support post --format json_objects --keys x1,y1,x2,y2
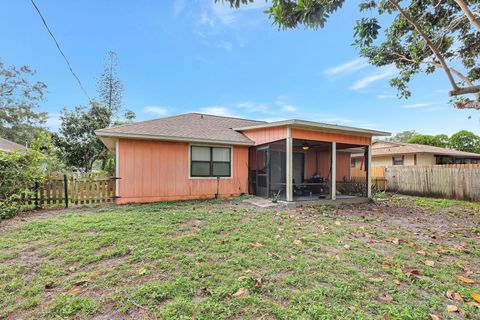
[
  {"x1": 286, "y1": 127, "x2": 293, "y2": 202},
  {"x1": 331, "y1": 142, "x2": 336, "y2": 200},
  {"x1": 366, "y1": 145, "x2": 372, "y2": 198},
  {"x1": 115, "y1": 139, "x2": 120, "y2": 198}
]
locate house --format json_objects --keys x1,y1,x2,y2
[
  {"x1": 96, "y1": 113, "x2": 389, "y2": 204},
  {"x1": 351, "y1": 140, "x2": 480, "y2": 169},
  {"x1": 0, "y1": 137, "x2": 26, "y2": 153}
]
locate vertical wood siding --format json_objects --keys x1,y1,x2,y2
[
  {"x1": 118, "y1": 139, "x2": 249, "y2": 204},
  {"x1": 242, "y1": 126, "x2": 287, "y2": 146},
  {"x1": 291, "y1": 128, "x2": 371, "y2": 145}
]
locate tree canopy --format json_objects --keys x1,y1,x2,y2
[
  {"x1": 408, "y1": 134, "x2": 449, "y2": 148},
  {"x1": 0, "y1": 60, "x2": 47, "y2": 145},
  {"x1": 449, "y1": 130, "x2": 480, "y2": 152},
  {"x1": 222, "y1": 0, "x2": 480, "y2": 109}
]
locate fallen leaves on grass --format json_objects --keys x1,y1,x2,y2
[
  {"x1": 467, "y1": 301, "x2": 480, "y2": 309},
  {"x1": 138, "y1": 268, "x2": 147, "y2": 276},
  {"x1": 67, "y1": 287, "x2": 82, "y2": 295},
  {"x1": 446, "y1": 305, "x2": 458, "y2": 312},
  {"x1": 471, "y1": 293, "x2": 480, "y2": 303},
  {"x1": 424, "y1": 260, "x2": 435, "y2": 267},
  {"x1": 343, "y1": 244, "x2": 351, "y2": 250},
  {"x1": 385, "y1": 237, "x2": 399, "y2": 245},
  {"x1": 416, "y1": 250, "x2": 427, "y2": 256},
  {"x1": 250, "y1": 242, "x2": 265, "y2": 248},
  {"x1": 455, "y1": 274, "x2": 476, "y2": 284},
  {"x1": 74, "y1": 277, "x2": 91, "y2": 286},
  {"x1": 430, "y1": 314, "x2": 440, "y2": 320},
  {"x1": 404, "y1": 269, "x2": 421, "y2": 279},
  {"x1": 446, "y1": 290, "x2": 464, "y2": 302},
  {"x1": 232, "y1": 287, "x2": 249, "y2": 298}
]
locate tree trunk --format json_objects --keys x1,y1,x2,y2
[
  {"x1": 454, "y1": 0, "x2": 480, "y2": 31},
  {"x1": 388, "y1": 0, "x2": 460, "y2": 91}
]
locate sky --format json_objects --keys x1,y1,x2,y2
[{"x1": 1, "y1": 0, "x2": 479, "y2": 136}]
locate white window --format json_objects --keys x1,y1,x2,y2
[{"x1": 191, "y1": 146, "x2": 231, "y2": 177}]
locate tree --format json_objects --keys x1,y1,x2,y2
[
  {"x1": 408, "y1": 134, "x2": 449, "y2": 147},
  {"x1": 55, "y1": 102, "x2": 112, "y2": 172},
  {"x1": 449, "y1": 130, "x2": 480, "y2": 153},
  {"x1": 388, "y1": 130, "x2": 418, "y2": 142},
  {"x1": 223, "y1": 0, "x2": 480, "y2": 109},
  {"x1": 97, "y1": 51, "x2": 123, "y2": 114},
  {"x1": 0, "y1": 59, "x2": 47, "y2": 145}
]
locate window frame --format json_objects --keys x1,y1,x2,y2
[
  {"x1": 189, "y1": 145, "x2": 233, "y2": 179},
  {"x1": 392, "y1": 155, "x2": 404, "y2": 166}
]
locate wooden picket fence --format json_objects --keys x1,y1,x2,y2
[
  {"x1": 384, "y1": 165, "x2": 480, "y2": 202},
  {"x1": 25, "y1": 175, "x2": 118, "y2": 208}
]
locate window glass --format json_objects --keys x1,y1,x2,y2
[
  {"x1": 191, "y1": 162, "x2": 211, "y2": 176},
  {"x1": 212, "y1": 147, "x2": 230, "y2": 161},
  {"x1": 392, "y1": 155, "x2": 404, "y2": 165},
  {"x1": 191, "y1": 146, "x2": 210, "y2": 161},
  {"x1": 350, "y1": 158, "x2": 356, "y2": 168},
  {"x1": 212, "y1": 162, "x2": 230, "y2": 176}
]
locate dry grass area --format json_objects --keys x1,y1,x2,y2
[{"x1": 0, "y1": 194, "x2": 479, "y2": 319}]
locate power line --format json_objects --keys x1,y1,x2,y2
[{"x1": 30, "y1": 0, "x2": 91, "y2": 101}]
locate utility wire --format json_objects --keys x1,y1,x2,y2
[{"x1": 30, "y1": 0, "x2": 91, "y2": 101}]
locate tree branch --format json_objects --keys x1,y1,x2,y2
[
  {"x1": 454, "y1": 0, "x2": 480, "y2": 31},
  {"x1": 388, "y1": 0, "x2": 460, "y2": 91},
  {"x1": 390, "y1": 52, "x2": 480, "y2": 100}
]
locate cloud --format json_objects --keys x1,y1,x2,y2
[
  {"x1": 350, "y1": 67, "x2": 396, "y2": 90},
  {"x1": 236, "y1": 101, "x2": 269, "y2": 113},
  {"x1": 144, "y1": 106, "x2": 169, "y2": 115},
  {"x1": 194, "y1": 1, "x2": 268, "y2": 51},
  {"x1": 377, "y1": 93, "x2": 396, "y2": 99},
  {"x1": 281, "y1": 104, "x2": 297, "y2": 113},
  {"x1": 172, "y1": 0, "x2": 187, "y2": 17},
  {"x1": 45, "y1": 113, "x2": 61, "y2": 130},
  {"x1": 200, "y1": 106, "x2": 236, "y2": 117},
  {"x1": 324, "y1": 58, "x2": 368, "y2": 77},
  {"x1": 401, "y1": 102, "x2": 432, "y2": 109}
]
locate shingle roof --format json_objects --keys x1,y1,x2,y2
[
  {"x1": 0, "y1": 137, "x2": 26, "y2": 152},
  {"x1": 360, "y1": 140, "x2": 480, "y2": 158},
  {"x1": 96, "y1": 113, "x2": 266, "y2": 145}
]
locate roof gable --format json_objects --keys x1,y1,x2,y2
[{"x1": 96, "y1": 113, "x2": 266, "y2": 145}]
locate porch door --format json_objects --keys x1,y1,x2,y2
[{"x1": 256, "y1": 146, "x2": 269, "y2": 197}]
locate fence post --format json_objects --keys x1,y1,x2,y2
[
  {"x1": 63, "y1": 174, "x2": 69, "y2": 208},
  {"x1": 34, "y1": 181, "x2": 39, "y2": 209}
]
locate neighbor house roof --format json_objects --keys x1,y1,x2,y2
[
  {"x1": 96, "y1": 113, "x2": 266, "y2": 146},
  {"x1": 353, "y1": 140, "x2": 480, "y2": 158},
  {"x1": 0, "y1": 137, "x2": 26, "y2": 153}
]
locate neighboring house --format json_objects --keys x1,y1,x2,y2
[
  {"x1": 96, "y1": 113, "x2": 389, "y2": 204},
  {"x1": 0, "y1": 137, "x2": 26, "y2": 153},
  {"x1": 351, "y1": 140, "x2": 480, "y2": 169}
]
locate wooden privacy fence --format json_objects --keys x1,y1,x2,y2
[
  {"x1": 384, "y1": 165, "x2": 480, "y2": 202},
  {"x1": 29, "y1": 175, "x2": 117, "y2": 208},
  {"x1": 350, "y1": 166, "x2": 385, "y2": 178}
]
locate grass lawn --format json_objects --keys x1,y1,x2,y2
[{"x1": 0, "y1": 195, "x2": 479, "y2": 319}]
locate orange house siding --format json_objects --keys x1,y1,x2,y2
[
  {"x1": 291, "y1": 128, "x2": 371, "y2": 146},
  {"x1": 117, "y1": 139, "x2": 249, "y2": 204},
  {"x1": 242, "y1": 126, "x2": 287, "y2": 146}
]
